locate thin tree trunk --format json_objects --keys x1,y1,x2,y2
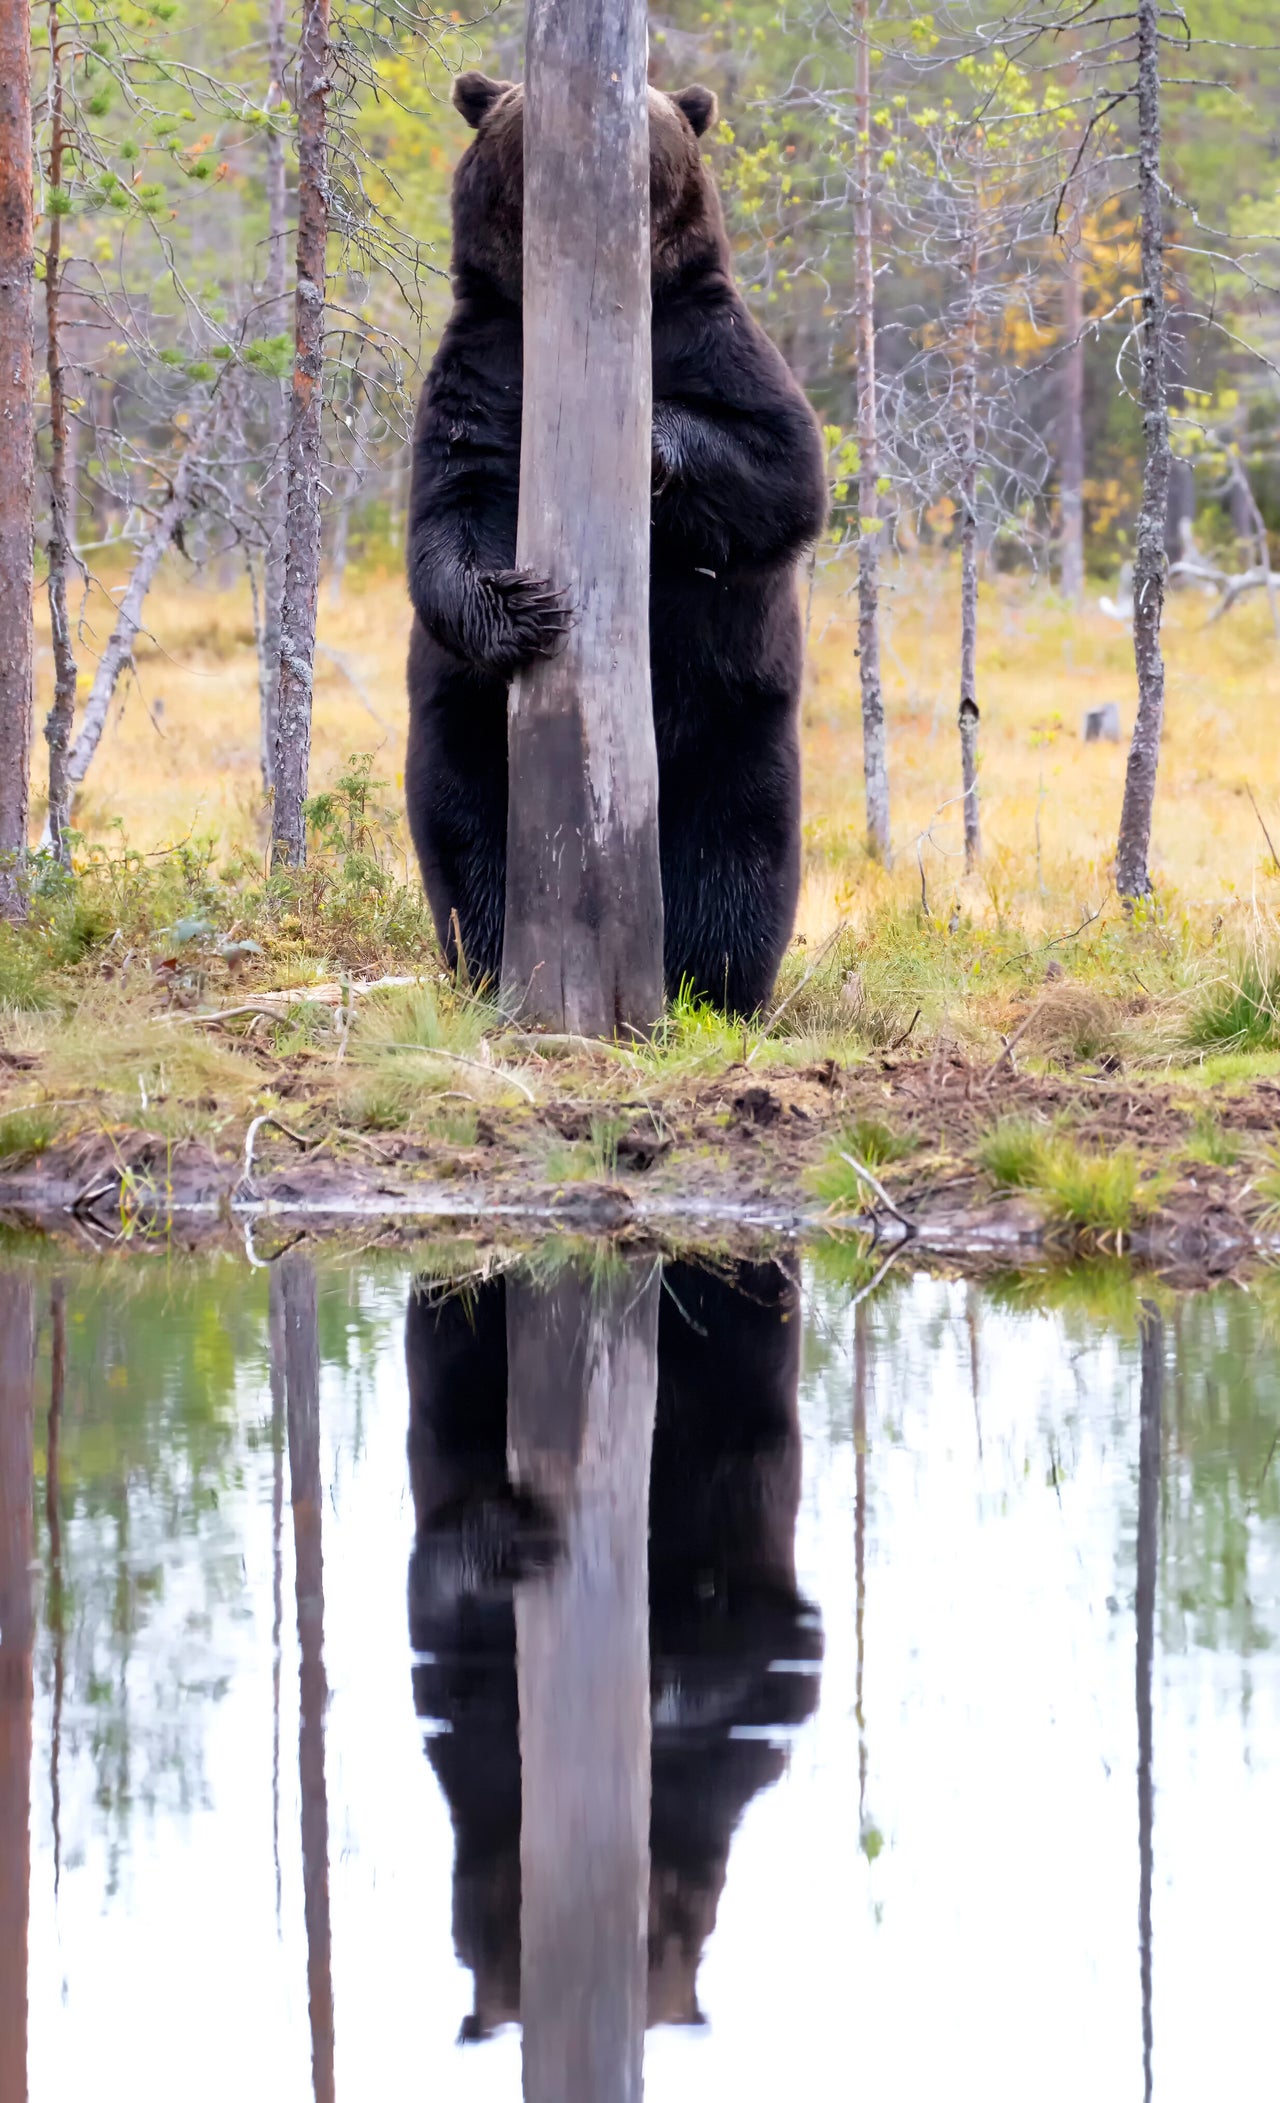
[
  {"x1": 958, "y1": 233, "x2": 981, "y2": 874},
  {"x1": 279, "y1": 1256, "x2": 336, "y2": 2103},
  {"x1": 268, "y1": 1267, "x2": 286, "y2": 1929},
  {"x1": 1060, "y1": 199, "x2": 1086, "y2": 605},
  {"x1": 853, "y1": 1298, "x2": 869, "y2": 1836},
  {"x1": 508, "y1": 1259, "x2": 659, "y2": 2103},
  {"x1": 1116, "y1": 0, "x2": 1171, "y2": 903},
  {"x1": 502, "y1": 0, "x2": 663, "y2": 1036},
  {"x1": 44, "y1": 396, "x2": 221, "y2": 828},
  {"x1": 43, "y1": 0, "x2": 79, "y2": 867},
  {"x1": 1135, "y1": 1299, "x2": 1162, "y2": 2103},
  {"x1": 260, "y1": 0, "x2": 290, "y2": 796},
  {"x1": 271, "y1": 0, "x2": 330, "y2": 871},
  {"x1": 0, "y1": 1272, "x2": 35, "y2": 2103},
  {"x1": 852, "y1": 0, "x2": 890, "y2": 863},
  {"x1": 0, "y1": 0, "x2": 35, "y2": 920},
  {"x1": 326, "y1": 393, "x2": 370, "y2": 608}
]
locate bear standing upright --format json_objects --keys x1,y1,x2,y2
[{"x1": 405, "y1": 72, "x2": 827, "y2": 1016}]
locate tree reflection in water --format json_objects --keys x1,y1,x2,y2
[
  {"x1": 0, "y1": 1270, "x2": 35, "y2": 2103},
  {"x1": 406, "y1": 1255, "x2": 824, "y2": 2078}
]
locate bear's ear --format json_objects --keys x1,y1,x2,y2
[
  {"x1": 451, "y1": 72, "x2": 515, "y2": 129},
  {"x1": 671, "y1": 84, "x2": 718, "y2": 138}
]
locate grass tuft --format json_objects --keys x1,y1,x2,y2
[
  {"x1": 809, "y1": 1117, "x2": 916, "y2": 1206},
  {"x1": 1188, "y1": 953, "x2": 1280, "y2": 1054},
  {"x1": 0, "y1": 1106, "x2": 62, "y2": 1160}
]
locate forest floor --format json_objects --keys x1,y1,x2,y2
[{"x1": 4, "y1": 555, "x2": 1280, "y2": 1262}]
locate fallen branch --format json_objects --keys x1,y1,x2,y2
[
  {"x1": 982, "y1": 998, "x2": 1048, "y2": 1085},
  {"x1": 382, "y1": 1041, "x2": 537, "y2": 1102},
  {"x1": 1246, "y1": 784, "x2": 1280, "y2": 870},
  {"x1": 236, "y1": 1110, "x2": 312, "y2": 1199},
  {"x1": 837, "y1": 1150, "x2": 916, "y2": 1238}
]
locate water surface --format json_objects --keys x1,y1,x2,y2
[{"x1": 0, "y1": 1245, "x2": 1276, "y2": 2099}]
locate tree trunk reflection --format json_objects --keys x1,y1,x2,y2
[
  {"x1": 277, "y1": 1256, "x2": 336, "y2": 2103},
  {"x1": 1136, "y1": 1300, "x2": 1162, "y2": 2103},
  {"x1": 0, "y1": 1274, "x2": 35, "y2": 2103},
  {"x1": 508, "y1": 1261, "x2": 660, "y2": 2103}
]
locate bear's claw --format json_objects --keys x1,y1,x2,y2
[{"x1": 473, "y1": 567, "x2": 574, "y2": 670}]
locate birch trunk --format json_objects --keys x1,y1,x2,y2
[
  {"x1": 271, "y1": 0, "x2": 330, "y2": 871},
  {"x1": 43, "y1": 0, "x2": 79, "y2": 866},
  {"x1": 852, "y1": 0, "x2": 890, "y2": 862},
  {"x1": 0, "y1": 1272, "x2": 35, "y2": 2102},
  {"x1": 279, "y1": 1256, "x2": 337, "y2": 2103},
  {"x1": 260, "y1": 0, "x2": 290, "y2": 795},
  {"x1": 508, "y1": 1260, "x2": 659, "y2": 2103},
  {"x1": 1115, "y1": 0, "x2": 1171, "y2": 902},
  {"x1": 47, "y1": 396, "x2": 220, "y2": 821},
  {"x1": 0, "y1": 0, "x2": 35, "y2": 920},
  {"x1": 958, "y1": 237, "x2": 981, "y2": 874},
  {"x1": 502, "y1": 0, "x2": 663, "y2": 1036}
]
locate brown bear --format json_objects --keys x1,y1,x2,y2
[{"x1": 405, "y1": 72, "x2": 827, "y2": 1015}]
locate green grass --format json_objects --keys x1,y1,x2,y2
[
  {"x1": 1182, "y1": 1111, "x2": 1243, "y2": 1169},
  {"x1": 976, "y1": 1115, "x2": 1054, "y2": 1189},
  {"x1": 977, "y1": 1116, "x2": 1152, "y2": 1233},
  {"x1": 0, "y1": 1106, "x2": 62, "y2": 1160},
  {"x1": 1188, "y1": 954, "x2": 1280, "y2": 1054},
  {"x1": 809, "y1": 1118, "x2": 918, "y2": 1207}
]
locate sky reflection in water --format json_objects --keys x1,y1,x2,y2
[{"x1": 0, "y1": 1248, "x2": 1276, "y2": 2100}]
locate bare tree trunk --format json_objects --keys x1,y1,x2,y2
[
  {"x1": 1060, "y1": 200, "x2": 1086, "y2": 606},
  {"x1": 0, "y1": 0, "x2": 35, "y2": 921},
  {"x1": 0, "y1": 1272, "x2": 35, "y2": 2103},
  {"x1": 278, "y1": 1256, "x2": 336, "y2": 2103},
  {"x1": 43, "y1": 396, "x2": 222, "y2": 831},
  {"x1": 271, "y1": 0, "x2": 330, "y2": 871},
  {"x1": 958, "y1": 234, "x2": 981, "y2": 874},
  {"x1": 268, "y1": 1268, "x2": 286, "y2": 1928},
  {"x1": 1135, "y1": 1299, "x2": 1162, "y2": 2103},
  {"x1": 1116, "y1": 0, "x2": 1171, "y2": 903},
  {"x1": 507, "y1": 1259, "x2": 659, "y2": 2103},
  {"x1": 852, "y1": 0, "x2": 890, "y2": 863},
  {"x1": 853, "y1": 1298, "x2": 870, "y2": 1837},
  {"x1": 260, "y1": 0, "x2": 290, "y2": 797},
  {"x1": 326, "y1": 392, "x2": 371, "y2": 608},
  {"x1": 502, "y1": 0, "x2": 663, "y2": 1036},
  {"x1": 43, "y1": 0, "x2": 79, "y2": 867}
]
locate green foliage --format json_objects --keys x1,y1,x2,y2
[
  {"x1": 1189, "y1": 954, "x2": 1280, "y2": 1053},
  {"x1": 0, "y1": 1106, "x2": 62, "y2": 1160},
  {"x1": 978, "y1": 1117, "x2": 1153, "y2": 1232}
]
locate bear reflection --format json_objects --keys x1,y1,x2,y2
[{"x1": 406, "y1": 1258, "x2": 823, "y2": 2040}]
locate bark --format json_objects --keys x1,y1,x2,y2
[
  {"x1": 1135, "y1": 1300, "x2": 1162, "y2": 2103},
  {"x1": 507, "y1": 1259, "x2": 659, "y2": 2103},
  {"x1": 271, "y1": 0, "x2": 330, "y2": 871},
  {"x1": 852, "y1": 0, "x2": 890, "y2": 862},
  {"x1": 46, "y1": 396, "x2": 221, "y2": 825},
  {"x1": 958, "y1": 234, "x2": 981, "y2": 874},
  {"x1": 47, "y1": 1277, "x2": 66, "y2": 1900},
  {"x1": 279, "y1": 1256, "x2": 336, "y2": 2103},
  {"x1": 0, "y1": 1273, "x2": 35, "y2": 2103},
  {"x1": 502, "y1": 0, "x2": 664, "y2": 1036},
  {"x1": 1060, "y1": 208, "x2": 1086, "y2": 605},
  {"x1": 259, "y1": 0, "x2": 290, "y2": 796},
  {"x1": 1115, "y1": 0, "x2": 1171, "y2": 903},
  {"x1": 0, "y1": 0, "x2": 35, "y2": 921},
  {"x1": 326, "y1": 394, "x2": 371, "y2": 608},
  {"x1": 43, "y1": 0, "x2": 79, "y2": 867}
]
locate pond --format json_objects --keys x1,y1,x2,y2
[{"x1": 0, "y1": 1242, "x2": 1276, "y2": 2100}]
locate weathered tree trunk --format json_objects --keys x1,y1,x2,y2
[
  {"x1": 259, "y1": 0, "x2": 290, "y2": 797},
  {"x1": 1060, "y1": 215, "x2": 1086, "y2": 606},
  {"x1": 43, "y1": 0, "x2": 79, "y2": 867},
  {"x1": 0, "y1": 0, "x2": 35, "y2": 920},
  {"x1": 958, "y1": 236, "x2": 981, "y2": 874},
  {"x1": 502, "y1": 0, "x2": 663, "y2": 1036},
  {"x1": 47, "y1": 1275, "x2": 66, "y2": 1900},
  {"x1": 852, "y1": 0, "x2": 890, "y2": 863},
  {"x1": 507, "y1": 1259, "x2": 659, "y2": 2103},
  {"x1": 43, "y1": 396, "x2": 221, "y2": 832},
  {"x1": 278, "y1": 1256, "x2": 336, "y2": 2103},
  {"x1": 271, "y1": 0, "x2": 330, "y2": 871},
  {"x1": 1115, "y1": 0, "x2": 1171, "y2": 903},
  {"x1": 0, "y1": 1272, "x2": 35, "y2": 2103},
  {"x1": 1135, "y1": 1299, "x2": 1162, "y2": 2103}
]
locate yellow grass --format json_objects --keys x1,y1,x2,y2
[{"x1": 30, "y1": 550, "x2": 1280, "y2": 945}]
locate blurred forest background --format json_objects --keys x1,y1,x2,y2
[{"x1": 16, "y1": 0, "x2": 1280, "y2": 933}]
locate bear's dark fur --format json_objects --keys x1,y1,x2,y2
[
  {"x1": 405, "y1": 1258, "x2": 822, "y2": 2036},
  {"x1": 405, "y1": 72, "x2": 827, "y2": 1015}
]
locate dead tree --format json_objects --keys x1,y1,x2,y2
[
  {"x1": 259, "y1": 0, "x2": 291, "y2": 797},
  {"x1": 502, "y1": 0, "x2": 664, "y2": 1036},
  {"x1": 0, "y1": 0, "x2": 35, "y2": 920},
  {"x1": 0, "y1": 1272, "x2": 35, "y2": 2100},
  {"x1": 1135, "y1": 1298, "x2": 1162, "y2": 2103},
  {"x1": 957, "y1": 226, "x2": 982, "y2": 874},
  {"x1": 1114, "y1": 0, "x2": 1171, "y2": 903},
  {"x1": 42, "y1": 0, "x2": 80, "y2": 867},
  {"x1": 852, "y1": 0, "x2": 891, "y2": 863},
  {"x1": 272, "y1": 0, "x2": 331, "y2": 871}
]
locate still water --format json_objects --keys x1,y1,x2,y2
[{"x1": 0, "y1": 1245, "x2": 1277, "y2": 2100}]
